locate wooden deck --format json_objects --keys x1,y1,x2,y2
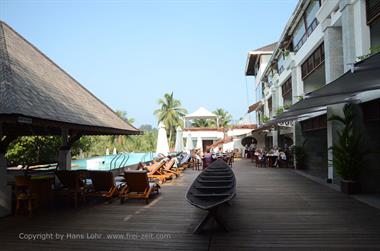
[{"x1": 1, "y1": 159, "x2": 380, "y2": 250}]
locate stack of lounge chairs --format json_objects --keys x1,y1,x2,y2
[{"x1": 53, "y1": 153, "x2": 192, "y2": 207}]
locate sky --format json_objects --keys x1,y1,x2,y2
[{"x1": 0, "y1": 0, "x2": 298, "y2": 127}]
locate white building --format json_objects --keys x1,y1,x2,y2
[
  {"x1": 245, "y1": 0, "x2": 380, "y2": 192},
  {"x1": 183, "y1": 107, "x2": 257, "y2": 154}
]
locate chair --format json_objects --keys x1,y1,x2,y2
[
  {"x1": 87, "y1": 171, "x2": 124, "y2": 201},
  {"x1": 178, "y1": 154, "x2": 191, "y2": 170},
  {"x1": 162, "y1": 158, "x2": 180, "y2": 177},
  {"x1": 259, "y1": 155, "x2": 267, "y2": 168},
  {"x1": 120, "y1": 170, "x2": 160, "y2": 204},
  {"x1": 15, "y1": 176, "x2": 38, "y2": 216},
  {"x1": 55, "y1": 170, "x2": 86, "y2": 208},
  {"x1": 145, "y1": 160, "x2": 167, "y2": 183}
]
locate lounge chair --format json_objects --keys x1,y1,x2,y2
[
  {"x1": 162, "y1": 158, "x2": 180, "y2": 177},
  {"x1": 55, "y1": 170, "x2": 86, "y2": 208},
  {"x1": 119, "y1": 170, "x2": 160, "y2": 204},
  {"x1": 178, "y1": 153, "x2": 191, "y2": 170},
  {"x1": 145, "y1": 160, "x2": 167, "y2": 183},
  {"x1": 86, "y1": 171, "x2": 124, "y2": 201}
]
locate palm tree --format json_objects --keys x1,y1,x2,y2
[
  {"x1": 113, "y1": 110, "x2": 136, "y2": 147},
  {"x1": 192, "y1": 118, "x2": 212, "y2": 128},
  {"x1": 154, "y1": 92, "x2": 187, "y2": 147},
  {"x1": 213, "y1": 108, "x2": 232, "y2": 128}
]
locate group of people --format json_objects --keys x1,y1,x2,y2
[
  {"x1": 252, "y1": 145, "x2": 292, "y2": 168},
  {"x1": 244, "y1": 142, "x2": 257, "y2": 159},
  {"x1": 189, "y1": 148, "x2": 233, "y2": 170}
]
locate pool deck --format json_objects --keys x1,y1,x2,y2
[{"x1": 1, "y1": 159, "x2": 380, "y2": 250}]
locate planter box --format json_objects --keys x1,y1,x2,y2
[{"x1": 340, "y1": 180, "x2": 361, "y2": 194}]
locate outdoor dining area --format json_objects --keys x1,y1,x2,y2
[{"x1": 251, "y1": 146, "x2": 291, "y2": 168}]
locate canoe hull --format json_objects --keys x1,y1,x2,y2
[{"x1": 186, "y1": 159, "x2": 236, "y2": 210}]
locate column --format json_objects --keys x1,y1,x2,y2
[
  {"x1": 290, "y1": 63, "x2": 303, "y2": 103},
  {"x1": 327, "y1": 104, "x2": 345, "y2": 182},
  {"x1": 272, "y1": 128, "x2": 279, "y2": 148},
  {"x1": 322, "y1": 18, "x2": 344, "y2": 83},
  {"x1": 0, "y1": 125, "x2": 11, "y2": 217},
  {"x1": 340, "y1": 0, "x2": 370, "y2": 71},
  {"x1": 58, "y1": 129, "x2": 71, "y2": 170}
]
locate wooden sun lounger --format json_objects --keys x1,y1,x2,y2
[
  {"x1": 119, "y1": 170, "x2": 160, "y2": 204},
  {"x1": 55, "y1": 170, "x2": 86, "y2": 208},
  {"x1": 145, "y1": 160, "x2": 171, "y2": 183},
  {"x1": 86, "y1": 171, "x2": 124, "y2": 201},
  {"x1": 162, "y1": 158, "x2": 181, "y2": 177}
]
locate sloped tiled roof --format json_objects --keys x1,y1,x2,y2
[
  {"x1": 245, "y1": 42, "x2": 277, "y2": 76},
  {"x1": 252, "y1": 42, "x2": 277, "y2": 53},
  {"x1": 0, "y1": 21, "x2": 140, "y2": 136}
]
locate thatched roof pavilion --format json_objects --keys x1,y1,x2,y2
[
  {"x1": 0, "y1": 21, "x2": 142, "y2": 216},
  {"x1": 0, "y1": 21, "x2": 140, "y2": 137}
]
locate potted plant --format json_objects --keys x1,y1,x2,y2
[{"x1": 329, "y1": 103, "x2": 368, "y2": 194}]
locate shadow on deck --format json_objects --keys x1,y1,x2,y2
[{"x1": 1, "y1": 159, "x2": 380, "y2": 250}]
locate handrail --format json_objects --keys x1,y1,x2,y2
[
  {"x1": 119, "y1": 153, "x2": 126, "y2": 169},
  {"x1": 119, "y1": 153, "x2": 130, "y2": 168},
  {"x1": 110, "y1": 153, "x2": 122, "y2": 170}
]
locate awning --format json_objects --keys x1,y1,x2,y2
[
  {"x1": 265, "y1": 52, "x2": 380, "y2": 124},
  {"x1": 247, "y1": 101, "x2": 263, "y2": 113}
]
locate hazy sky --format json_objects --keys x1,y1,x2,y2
[{"x1": 1, "y1": 0, "x2": 298, "y2": 127}]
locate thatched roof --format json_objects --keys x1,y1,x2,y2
[{"x1": 0, "y1": 21, "x2": 140, "y2": 136}]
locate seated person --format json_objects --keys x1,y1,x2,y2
[{"x1": 258, "y1": 150, "x2": 267, "y2": 167}]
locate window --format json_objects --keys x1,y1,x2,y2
[
  {"x1": 366, "y1": 0, "x2": 380, "y2": 24},
  {"x1": 301, "y1": 43, "x2": 325, "y2": 79},
  {"x1": 268, "y1": 97, "x2": 272, "y2": 114},
  {"x1": 267, "y1": 73, "x2": 273, "y2": 87},
  {"x1": 256, "y1": 82, "x2": 263, "y2": 101},
  {"x1": 367, "y1": 0, "x2": 380, "y2": 46},
  {"x1": 292, "y1": 0, "x2": 321, "y2": 52},
  {"x1": 292, "y1": 21, "x2": 306, "y2": 50},
  {"x1": 305, "y1": 0, "x2": 320, "y2": 27},
  {"x1": 301, "y1": 115, "x2": 327, "y2": 132},
  {"x1": 361, "y1": 98, "x2": 380, "y2": 122},
  {"x1": 281, "y1": 77, "x2": 292, "y2": 97},
  {"x1": 277, "y1": 53, "x2": 286, "y2": 75}
]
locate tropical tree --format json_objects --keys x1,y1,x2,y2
[
  {"x1": 192, "y1": 118, "x2": 213, "y2": 128},
  {"x1": 213, "y1": 108, "x2": 233, "y2": 128},
  {"x1": 154, "y1": 92, "x2": 187, "y2": 147},
  {"x1": 112, "y1": 110, "x2": 136, "y2": 146}
]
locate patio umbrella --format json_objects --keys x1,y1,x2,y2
[
  {"x1": 196, "y1": 136, "x2": 203, "y2": 153},
  {"x1": 113, "y1": 148, "x2": 117, "y2": 155},
  {"x1": 156, "y1": 122, "x2": 169, "y2": 156},
  {"x1": 174, "y1": 126, "x2": 184, "y2": 152},
  {"x1": 185, "y1": 133, "x2": 194, "y2": 152}
]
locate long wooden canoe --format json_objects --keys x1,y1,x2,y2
[{"x1": 186, "y1": 159, "x2": 236, "y2": 211}]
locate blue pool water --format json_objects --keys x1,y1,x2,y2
[{"x1": 71, "y1": 152, "x2": 156, "y2": 170}]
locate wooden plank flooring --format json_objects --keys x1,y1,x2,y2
[{"x1": 1, "y1": 159, "x2": 380, "y2": 250}]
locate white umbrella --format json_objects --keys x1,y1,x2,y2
[
  {"x1": 185, "y1": 133, "x2": 194, "y2": 152},
  {"x1": 113, "y1": 148, "x2": 117, "y2": 155},
  {"x1": 196, "y1": 136, "x2": 203, "y2": 153},
  {"x1": 106, "y1": 148, "x2": 110, "y2": 156},
  {"x1": 174, "y1": 126, "x2": 184, "y2": 152},
  {"x1": 156, "y1": 122, "x2": 169, "y2": 155}
]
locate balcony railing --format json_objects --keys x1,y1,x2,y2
[{"x1": 294, "y1": 18, "x2": 318, "y2": 52}]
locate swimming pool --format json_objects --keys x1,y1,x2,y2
[{"x1": 71, "y1": 152, "x2": 156, "y2": 171}]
